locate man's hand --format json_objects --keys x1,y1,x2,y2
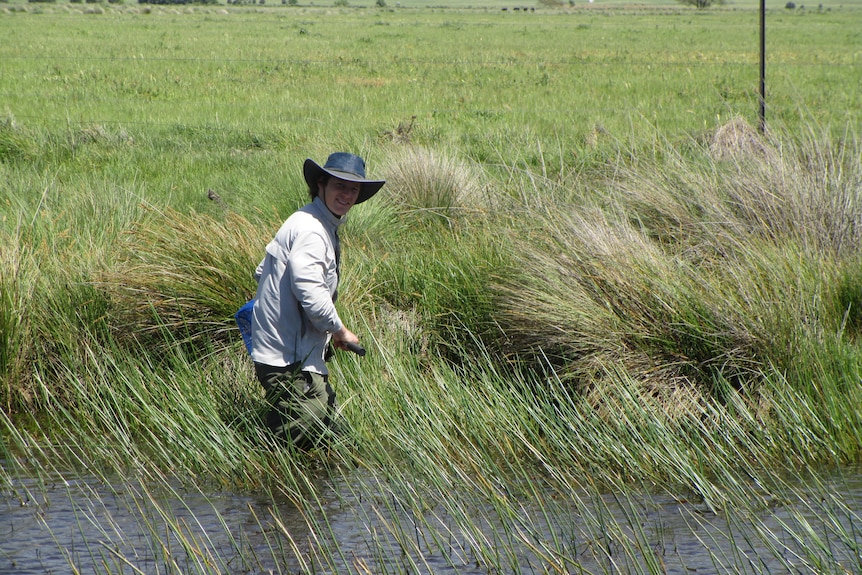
[{"x1": 332, "y1": 327, "x2": 366, "y2": 356}]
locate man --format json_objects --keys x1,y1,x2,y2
[{"x1": 250, "y1": 152, "x2": 385, "y2": 449}]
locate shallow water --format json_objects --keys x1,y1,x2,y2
[{"x1": 1, "y1": 463, "x2": 860, "y2": 574}]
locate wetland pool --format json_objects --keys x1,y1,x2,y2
[{"x1": 2, "y1": 463, "x2": 860, "y2": 574}]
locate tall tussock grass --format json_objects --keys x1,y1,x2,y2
[
  {"x1": 378, "y1": 145, "x2": 490, "y2": 222},
  {"x1": 0, "y1": 225, "x2": 38, "y2": 412},
  {"x1": 1, "y1": 216, "x2": 115, "y2": 415},
  {"x1": 97, "y1": 205, "x2": 269, "y2": 353},
  {"x1": 493, "y1": 120, "x2": 862, "y2": 420}
]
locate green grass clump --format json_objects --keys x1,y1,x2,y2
[
  {"x1": 0, "y1": 225, "x2": 38, "y2": 412},
  {"x1": 96, "y1": 205, "x2": 269, "y2": 353},
  {"x1": 493, "y1": 121, "x2": 862, "y2": 409},
  {"x1": 0, "y1": 115, "x2": 38, "y2": 163}
]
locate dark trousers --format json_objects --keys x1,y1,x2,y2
[{"x1": 254, "y1": 362, "x2": 337, "y2": 450}]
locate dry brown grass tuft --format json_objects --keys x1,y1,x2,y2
[
  {"x1": 709, "y1": 116, "x2": 775, "y2": 163},
  {"x1": 378, "y1": 146, "x2": 490, "y2": 219}
]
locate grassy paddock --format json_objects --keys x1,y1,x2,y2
[{"x1": 2, "y1": 2, "x2": 862, "y2": 573}]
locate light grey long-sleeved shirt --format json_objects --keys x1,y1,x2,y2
[{"x1": 250, "y1": 197, "x2": 344, "y2": 375}]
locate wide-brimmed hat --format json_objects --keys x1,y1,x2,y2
[{"x1": 304, "y1": 152, "x2": 385, "y2": 204}]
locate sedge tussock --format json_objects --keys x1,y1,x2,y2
[
  {"x1": 0, "y1": 224, "x2": 49, "y2": 413},
  {"x1": 379, "y1": 145, "x2": 491, "y2": 220},
  {"x1": 494, "y1": 121, "x2": 862, "y2": 412},
  {"x1": 97, "y1": 205, "x2": 268, "y2": 351}
]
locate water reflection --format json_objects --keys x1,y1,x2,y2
[
  {"x1": 1, "y1": 463, "x2": 860, "y2": 574},
  {"x1": 321, "y1": 467, "x2": 862, "y2": 574},
  {"x1": 0, "y1": 470, "x2": 315, "y2": 574}
]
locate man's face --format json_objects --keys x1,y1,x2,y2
[{"x1": 319, "y1": 176, "x2": 360, "y2": 217}]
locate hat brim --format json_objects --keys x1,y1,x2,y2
[{"x1": 304, "y1": 158, "x2": 385, "y2": 204}]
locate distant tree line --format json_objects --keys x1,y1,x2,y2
[
  {"x1": 137, "y1": 0, "x2": 219, "y2": 4},
  {"x1": 26, "y1": 0, "x2": 221, "y2": 3},
  {"x1": 26, "y1": 0, "x2": 223, "y2": 3}
]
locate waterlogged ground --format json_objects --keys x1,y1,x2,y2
[{"x1": 1, "y1": 462, "x2": 861, "y2": 574}]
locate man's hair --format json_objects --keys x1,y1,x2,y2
[{"x1": 308, "y1": 174, "x2": 330, "y2": 200}]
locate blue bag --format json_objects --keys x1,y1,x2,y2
[{"x1": 234, "y1": 299, "x2": 255, "y2": 355}]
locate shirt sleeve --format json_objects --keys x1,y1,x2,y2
[
  {"x1": 253, "y1": 257, "x2": 265, "y2": 283},
  {"x1": 288, "y1": 231, "x2": 343, "y2": 334}
]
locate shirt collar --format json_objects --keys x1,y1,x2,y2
[{"x1": 310, "y1": 196, "x2": 346, "y2": 229}]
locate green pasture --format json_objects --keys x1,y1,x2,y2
[
  {"x1": 1, "y1": 0, "x2": 858, "y2": 220},
  {"x1": 1, "y1": 2, "x2": 859, "y2": 152},
  {"x1": 1, "y1": 2, "x2": 862, "y2": 573}
]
